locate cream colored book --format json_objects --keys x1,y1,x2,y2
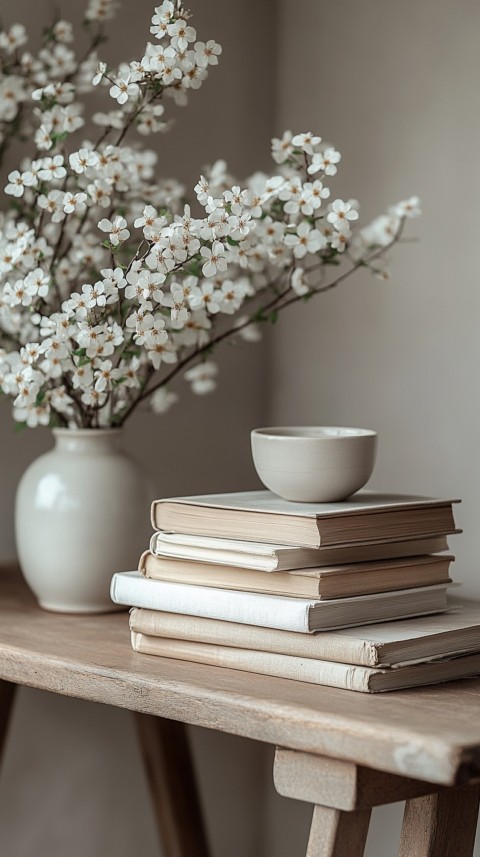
[
  {"x1": 150, "y1": 531, "x2": 451, "y2": 571},
  {"x1": 110, "y1": 570, "x2": 449, "y2": 632},
  {"x1": 130, "y1": 632, "x2": 480, "y2": 693},
  {"x1": 151, "y1": 490, "x2": 460, "y2": 548},
  {"x1": 139, "y1": 550, "x2": 453, "y2": 600},
  {"x1": 129, "y1": 597, "x2": 480, "y2": 667}
]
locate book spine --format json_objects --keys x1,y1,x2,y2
[
  {"x1": 130, "y1": 632, "x2": 374, "y2": 692},
  {"x1": 111, "y1": 572, "x2": 312, "y2": 632},
  {"x1": 128, "y1": 608, "x2": 379, "y2": 666}
]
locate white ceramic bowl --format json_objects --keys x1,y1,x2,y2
[{"x1": 251, "y1": 427, "x2": 377, "y2": 503}]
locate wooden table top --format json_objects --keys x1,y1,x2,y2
[{"x1": 1, "y1": 567, "x2": 479, "y2": 787}]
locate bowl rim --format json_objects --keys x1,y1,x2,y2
[{"x1": 251, "y1": 426, "x2": 377, "y2": 440}]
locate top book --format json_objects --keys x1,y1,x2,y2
[{"x1": 151, "y1": 490, "x2": 460, "y2": 549}]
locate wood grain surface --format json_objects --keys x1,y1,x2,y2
[
  {"x1": 0, "y1": 567, "x2": 480, "y2": 786},
  {"x1": 398, "y1": 785, "x2": 480, "y2": 857}
]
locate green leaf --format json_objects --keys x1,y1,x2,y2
[
  {"x1": 269, "y1": 310, "x2": 278, "y2": 324},
  {"x1": 187, "y1": 259, "x2": 202, "y2": 278},
  {"x1": 50, "y1": 131, "x2": 69, "y2": 144},
  {"x1": 72, "y1": 348, "x2": 87, "y2": 358},
  {"x1": 49, "y1": 412, "x2": 63, "y2": 429},
  {"x1": 14, "y1": 421, "x2": 27, "y2": 433}
]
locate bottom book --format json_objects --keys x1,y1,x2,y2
[{"x1": 130, "y1": 631, "x2": 480, "y2": 693}]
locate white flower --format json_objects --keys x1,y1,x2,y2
[
  {"x1": 52, "y1": 20, "x2": 73, "y2": 43},
  {"x1": 37, "y1": 155, "x2": 67, "y2": 182},
  {"x1": 14, "y1": 403, "x2": 50, "y2": 428},
  {"x1": 200, "y1": 241, "x2": 227, "y2": 278},
  {"x1": 330, "y1": 230, "x2": 349, "y2": 252},
  {"x1": 234, "y1": 317, "x2": 262, "y2": 343},
  {"x1": 291, "y1": 268, "x2": 310, "y2": 297},
  {"x1": 285, "y1": 222, "x2": 326, "y2": 259},
  {"x1": 308, "y1": 146, "x2": 341, "y2": 176},
  {"x1": 24, "y1": 268, "x2": 50, "y2": 300},
  {"x1": 72, "y1": 363, "x2": 94, "y2": 390},
  {"x1": 189, "y1": 282, "x2": 223, "y2": 314},
  {"x1": 81, "y1": 281, "x2": 107, "y2": 309},
  {"x1": 109, "y1": 76, "x2": 140, "y2": 105},
  {"x1": 50, "y1": 386, "x2": 74, "y2": 415},
  {"x1": 134, "y1": 205, "x2": 166, "y2": 237},
  {"x1": 389, "y1": 196, "x2": 421, "y2": 219},
  {"x1": 4, "y1": 171, "x2": 26, "y2": 198},
  {"x1": 0, "y1": 24, "x2": 27, "y2": 54},
  {"x1": 38, "y1": 189, "x2": 65, "y2": 222},
  {"x1": 218, "y1": 280, "x2": 247, "y2": 314},
  {"x1": 300, "y1": 180, "x2": 330, "y2": 215},
  {"x1": 150, "y1": 1, "x2": 175, "y2": 39},
  {"x1": 278, "y1": 176, "x2": 303, "y2": 215},
  {"x1": 85, "y1": 0, "x2": 119, "y2": 23},
  {"x1": 162, "y1": 284, "x2": 189, "y2": 325},
  {"x1": 98, "y1": 216, "x2": 130, "y2": 246},
  {"x1": 228, "y1": 212, "x2": 252, "y2": 240},
  {"x1": 194, "y1": 175, "x2": 210, "y2": 205},
  {"x1": 354, "y1": 214, "x2": 400, "y2": 247},
  {"x1": 69, "y1": 149, "x2": 99, "y2": 174},
  {"x1": 92, "y1": 61, "x2": 107, "y2": 86},
  {"x1": 150, "y1": 387, "x2": 178, "y2": 414},
  {"x1": 81, "y1": 388, "x2": 107, "y2": 408},
  {"x1": 271, "y1": 131, "x2": 294, "y2": 164},
  {"x1": 184, "y1": 361, "x2": 218, "y2": 395},
  {"x1": 292, "y1": 131, "x2": 322, "y2": 154},
  {"x1": 63, "y1": 192, "x2": 87, "y2": 215},
  {"x1": 168, "y1": 18, "x2": 196, "y2": 52},
  {"x1": 223, "y1": 185, "x2": 247, "y2": 215},
  {"x1": 327, "y1": 199, "x2": 359, "y2": 231},
  {"x1": 94, "y1": 359, "x2": 121, "y2": 392},
  {"x1": 146, "y1": 338, "x2": 177, "y2": 370},
  {"x1": 194, "y1": 40, "x2": 222, "y2": 68},
  {"x1": 4, "y1": 279, "x2": 33, "y2": 307},
  {"x1": 87, "y1": 180, "x2": 111, "y2": 208}
]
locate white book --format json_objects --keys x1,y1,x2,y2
[
  {"x1": 110, "y1": 570, "x2": 449, "y2": 633},
  {"x1": 150, "y1": 531, "x2": 451, "y2": 572},
  {"x1": 130, "y1": 597, "x2": 480, "y2": 667},
  {"x1": 130, "y1": 632, "x2": 480, "y2": 693}
]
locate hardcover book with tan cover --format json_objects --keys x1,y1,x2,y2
[
  {"x1": 130, "y1": 633, "x2": 480, "y2": 693},
  {"x1": 139, "y1": 550, "x2": 453, "y2": 600},
  {"x1": 151, "y1": 490, "x2": 460, "y2": 548}
]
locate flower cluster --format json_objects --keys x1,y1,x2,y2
[{"x1": 0, "y1": 1, "x2": 419, "y2": 429}]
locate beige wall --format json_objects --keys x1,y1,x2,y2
[{"x1": 268, "y1": 1, "x2": 480, "y2": 854}]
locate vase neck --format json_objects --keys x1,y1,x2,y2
[{"x1": 52, "y1": 429, "x2": 123, "y2": 455}]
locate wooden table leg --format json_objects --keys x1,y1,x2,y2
[
  {"x1": 306, "y1": 805, "x2": 371, "y2": 857},
  {"x1": 135, "y1": 713, "x2": 210, "y2": 857},
  {"x1": 0, "y1": 680, "x2": 16, "y2": 764},
  {"x1": 398, "y1": 784, "x2": 480, "y2": 857}
]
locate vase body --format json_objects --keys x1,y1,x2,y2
[{"x1": 15, "y1": 429, "x2": 152, "y2": 613}]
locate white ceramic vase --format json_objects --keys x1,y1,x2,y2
[{"x1": 15, "y1": 428, "x2": 152, "y2": 613}]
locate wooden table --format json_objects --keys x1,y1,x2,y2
[{"x1": 0, "y1": 567, "x2": 479, "y2": 857}]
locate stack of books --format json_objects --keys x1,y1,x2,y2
[{"x1": 111, "y1": 490, "x2": 480, "y2": 692}]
